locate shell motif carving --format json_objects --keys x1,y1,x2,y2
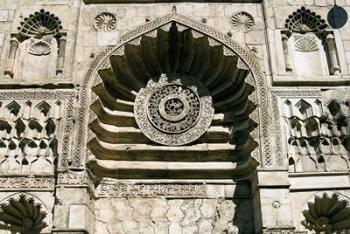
[
  {"x1": 285, "y1": 7, "x2": 328, "y2": 33},
  {"x1": 302, "y1": 193, "x2": 350, "y2": 232},
  {"x1": 18, "y1": 9, "x2": 62, "y2": 38},
  {"x1": 294, "y1": 37, "x2": 319, "y2": 52},
  {"x1": 230, "y1": 12, "x2": 255, "y2": 32},
  {"x1": 28, "y1": 40, "x2": 52, "y2": 56},
  {"x1": 93, "y1": 12, "x2": 118, "y2": 31},
  {"x1": 0, "y1": 194, "x2": 47, "y2": 233}
]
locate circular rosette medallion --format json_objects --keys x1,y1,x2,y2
[{"x1": 134, "y1": 74, "x2": 214, "y2": 146}]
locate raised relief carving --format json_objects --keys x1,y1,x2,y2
[
  {"x1": 0, "y1": 100, "x2": 64, "y2": 176},
  {"x1": 294, "y1": 37, "x2": 319, "y2": 52},
  {"x1": 302, "y1": 193, "x2": 350, "y2": 233},
  {"x1": 230, "y1": 12, "x2": 255, "y2": 32},
  {"x1": 134, "y1": 74, "x2": 214, "y2": 146},
  {"x1": 0, "y1": 176, "x2": 55, "y2": 190},
  {"x1": 28, "y1": 40, "x2": 52, "y2": 56},
  {"x1": 4, "y1": 9, "x2": 67, "y2": 80},
  {"x1": 281, "y1": 98, "x2": 350, "y2": 172},
  {"x1": 96, "y1": 180, "x2": 206, "y2": 198},
  {"x1": 281, "y1": 7, "x2": 340, "y2": 76},
  {"x1": 87, "y1": 21, "x2": 259, "y2": 179},
  {"x1": 285, "y1": 7, "x2": 327, "y2": 33},
  {"x1": 0, "y1": 194, "x2": 48, "y2": 233},
  {"x1": 93, "y1": 12, "x2": 117, "y2": 31}
]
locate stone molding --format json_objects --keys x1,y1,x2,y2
[
  {"x1": 0, "y1": 176, "x2": 55, "y2": 191},
  {"x1": 57, "y1": 171, "x2": 90, "y2": 187},
  {"x1": 96, "y1": 182, "x2": 207, "y2": 198}
]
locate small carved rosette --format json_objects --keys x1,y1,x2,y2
[{"x1": 134, "y1": 74, "x2": 214, "y2": 146}]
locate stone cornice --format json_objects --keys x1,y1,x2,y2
[{"x1": 84, "y1": 0, "x2": 262, "y2": 3}]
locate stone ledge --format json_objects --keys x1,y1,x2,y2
[{"x1": 84, "y1": 0, "x2": 262, "y2": 3}]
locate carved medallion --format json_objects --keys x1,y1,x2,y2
[
  {"x1": 93, "y1": 12, "x2": 117, "y2": 31},
  {"x1": 134, "y1": 74, "x2": 214, "y2": 146},
  {"x1": 230, "y1": 12, "x2": 255, "y2": 32}
]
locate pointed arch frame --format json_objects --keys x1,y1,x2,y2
[{"x1": 70, "y1": 13, "x2": 274, "y2": 169}]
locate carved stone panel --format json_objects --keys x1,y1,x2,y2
[
  {"x1": 0, "y1": 91, "x2": 75, "y2": 174},
  {"x1": 277, "y1": 95, "x2": 350, "y2": 172},
  {"x1": 134, "y1": 74, "x2": 214, "y2": 146}
]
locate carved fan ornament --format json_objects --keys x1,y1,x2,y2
[
  {"x1": 302, "y1": 193, "x2": 350, "y2": 232},
  {"x1": 28, "y1": 40, "x2": 52, "y2": 55},
  {"x1": 18, "y1": 9, "x2": 62, "y2": 38},
  {"x1": 294, "y1": 37, "x2": 319, "y2": 52},
  {"x1": 285, "y1": 7, "x2": 328, "y2": 33},
  {"x1": 230, "y1": 12, "x2": 255, "y2": 32},
  {"x1": 0, "y1": 194, "x2": 47, "y2": 233},
  {"x1": 93, "y1": 12, "x2": 117, "y2": 31},
  {"x1": 88, "y1": 22, "x2": 258, "y2": 179}
]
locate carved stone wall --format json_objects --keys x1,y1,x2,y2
[
  {"x1": 0, "y1": 0, "x2": 350, "y2": 234},
  {"x1": 95, "y1": 197, "x2": 254, "y2": 234}
]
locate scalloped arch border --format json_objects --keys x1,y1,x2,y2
[
  {"x1": 0, "y1": 192, "x2": 50, "y2": 230},
  {"x1": 74, "y1": 12, "x2": 274, "y2": 168}
]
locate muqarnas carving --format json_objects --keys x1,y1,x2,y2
[
  {"x1": 302, "y1": 193, "x2": 350, "y2": 233},
  {"x1": 87, "y1": 23, "x2": 258, "y2": 180},
  {"x1": 0, "y1": 194, "x2": 48, "y2": 234},
  {"x1": 281, "y1": 7, "x2": 341, "y2": 76},
  {"x1": 282, "y1": 98, "x2": 350, "y2": 173},
  {"x1": 4, "y1": 9, "x2": 67, "y2": 80},
  {"x1": 0, "y1": 100, "x2": 64, "y2": 176}
]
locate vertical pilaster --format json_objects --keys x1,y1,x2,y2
[
  {"x1": 326, "y1": 33, "x2": 340, "y2": 75},
  {"x1": 4, "y1": 35, "x2": 19, "y2": 77},
  {"x1": 252, "y1": 170, "x2": 295, "y2": 233}
]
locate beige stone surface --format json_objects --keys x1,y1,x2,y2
[{"x1": 0, "y1": 0, "x2": 349, "y2": 233}]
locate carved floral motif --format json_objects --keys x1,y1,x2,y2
[
  {"x1": 230, "y1": 12, "x2": 255, "y2": 32},
  {"x1": 93, "y1": 12, "x2": 117, "y2": 31}
]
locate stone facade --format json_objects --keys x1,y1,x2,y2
[{"x1": 0, "y1": 0, "x2": 349, "y2": 233}]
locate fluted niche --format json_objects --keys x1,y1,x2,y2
[
  {"x1": 281, "y1": 7, "x2": 341, "y2": 77},
  {"x1": 0, "y1": 194, "x2": 48, "y2": 234},
  {"x1": 87, "y1": 22, "x2": 258, "y2": 180},
  {"x1": 4, "y1": 9, "x2": 67, "y2": 81}
]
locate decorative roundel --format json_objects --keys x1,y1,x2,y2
[{"x1": 134, "y1": 74, "x2": 214, "y2": 146}]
